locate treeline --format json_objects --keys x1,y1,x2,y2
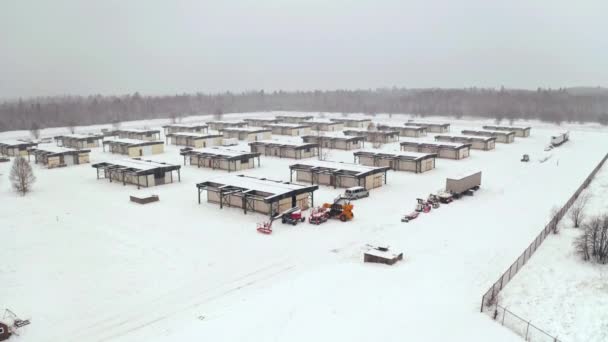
[{"x1": 1, "y1": 88, "x2": 608, "y2": 132}]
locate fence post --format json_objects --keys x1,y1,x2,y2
[
  {"x1": 525, "y1": 321, "x2": 530, "y2": 340},
  {"x1": 502, "y1": 306, "x2": 506, "y2": 325}
]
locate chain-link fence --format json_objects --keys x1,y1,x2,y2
[
  {"x1": 489, "y1": 304, "x2": 562, "y2": 342},
  {"x1": 480, "y1": 152, "x2": 608, "y2": 339}
]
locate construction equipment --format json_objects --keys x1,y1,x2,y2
[
  {"x1": 308, "y1": 206, "x2": 329, "y2": 225},
  {"x1": 2, "y1": 309, "x2": 30, "y2": 338},
  {"x1": 427, "y1": 194, "x2": 441, "y2": 209},
  {"x1": 401, "y1": 211, "x2": 419, "y2": 222},
  {"x1": 415, "y1": 198, "x2": 431, "y2": 213},
  {"x1": 521, "y1": 154, "x2": 530, "y2": 162},
  {"x1": 436, "y1": 191, "x2": 454, "y2": 204},
  {"x1": 323, "y1": 196, "x2": 354, "y2": 222},
  {"x1": 281, "y1": 207, "x2": 306, "y2": 225}
]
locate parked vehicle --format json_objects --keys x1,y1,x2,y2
[
  {"x1": 521, "y1": 154, "x2": 530, "y2": 162},
  {"x1": 415, "y1": 198, "x2": 431, "y2": 213},
  {"x1": 308, "y1": 207, "x2": 329, "y2": 225},
  {"x1": 436, "y1": 191, "x2": 454, "y2": 204},
  {"x1": 550, "y1": 132, "x2": 569, "y2": 147},
  {"x1": 401, "y1": 211, "x2": 419, "y2": 222},
  {"x1": 446, "y1": 171, "x2": 481, "y2": 199},
  {"x1": 344, "y1": 186, "x2": 369, "y2": 200},
  {"x1": 281, "y1": 207, "x2": 306, "y2": 225}
]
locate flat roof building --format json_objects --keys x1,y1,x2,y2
[
  {"x1": 377, "y1": 124, "x2": 427, "y2": 137},
  {"x1": 92, "y1": 159, "x2": 181, "y2": 188},
  {"x1": 406, "y1": 121, "x2": 451, "y2": 133},
  {"x1": 181, "y1": 147, "x2": 261, "y2": 172},
  {"x1": 263, "y1": 123, "x2": 312, "y2": 136},
  {"x1": 343, "y1": 129, "x2": 400, "y2": 145},
  {"x1": 196, "y1": 174, "x2": 319, "y2": 216},
  {"x1": 435, "y1": 134, "x2": 496, "y2": 151},
  {"x1": 162, "y1": 123, "x2": 209, "y2": 135},
  {"x1": 304, "y1": 119, "x2": 344, "y2": 132},
  {"x1": 461, "y1": 129, "x2": 515, "y2": 143},
  {"x1": 221, "y1": 127, "x2": 272, "y2": 141},
  {"x1": 289, "y1": 160, "x2": 389, "y2": 190},
  {"x1": 249, "y1": 140, "x2": 319, "y2": 159},
  {"x1": 0, "y1": 140, "x2": 38, "y2": 157},
  {"x1": 243, "y1": 117, "x2": 281, "y2": 126},
  {"x1": 103, "y1": 139, "x2": 165, "y2": 157},
  {"x1": 54, "y1": 134, "x2": 104, "y2": 149},
  {"x1": 482, "y1": 125, "x2": 531, "y2": 137},
  {"x1": 207, "y1": 120, "x2": 248, "y2": 131},
  {"x1": 329, "y1": 118, "x2": 372, "y2": 129},
  {"x1": 113, "y1": 129, "x2": 162, "y2": 141},
  {"x1": 354, "y1": 150, "x2": 436, "y2": 173},
  {"x1": 400, "y1": 140, "x2": 471, "y2": 160},
  {"x1": 166, "y1": 132, "x2": 223, "y2": 148},
  {"x1": 301, "y1": 134, "x2": 365, "y2": 150},
  {"x1": 275, "y1": 114, "x2": 314, "y2": 123},
  {"x1": 29, "y1": 146, "x2": 90, "y2": 168}
]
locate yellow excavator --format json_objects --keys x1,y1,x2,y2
[{"x1": 322, "y1": 195, "x2": 354, "y2": 222}]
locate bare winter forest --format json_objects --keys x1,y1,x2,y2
[{"x1": 2, "y1": 87, "x2": 608, "y2": 132}]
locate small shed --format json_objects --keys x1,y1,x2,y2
[
  {"x1": 196, "y1": 174, "x2": 319, "y2": 216},
  {"x1": 181, "y1": 147, "x2": 261, "y2": 171},
  {"x1": 400, "y1": 141, "x2": 471, "y2": 160},
  {"x1": 166, "y1": 132, "x2": 223, "y2": 148},
  {"x1": 0, "y1": 140, "x2": 38, "y2": 157},
  {"x1": 343, "y1": 129, "x2": 400, "y2": 145},
  {"x1": 364, "y1": 246, "x2": 403, "y2": 265},
  {"x1": 405, "y1": 121, "x2": 451, "y2": 133},
  {"x1": 263, "y1": 123, "x2": 312, "y2": 136},
  {"x1": 301, "y1": 134, "x2": 365, "y2": 150},
  {"x1": 114, "y1": 128, "x2": 161, "y2": 141},
  {"x1": 54, "y1": 134, "x2": 104, "y2": 149},
  {"x1": 249, "y1": 141, "x2": 319, "y2": 159},
  {"x1": 243, "y1": 117, "x2": 281, "y2": 126},
  {"x1": 354, "y1": 150, "x2": 436, "y2": 173},
  {"x1": 482, "y1": 125, "x2": 531, "y2": 137},
  {"x1": 275, "y1": 114, "x2": 314, "y2": 123},
  {"x1": 461, "y1": 129, "x2": 515, "y2": 143},
  {"x1": 162, "y1": 123, "x2": 209, "y2": 135},
  {"x1": 221, "y1": 127, "x2": 272, "y2": 141},
  {"x1": 103, "y1": 139, "x2": 165, "y2": 156},
  {"x1": 434, "y1": 134, "x2": 496, "y2": 151},
  {"x1": 289, "y1": 160, "x2": 389, "y2": 190},
  {"x1": 304, "y1": 119, "x2": 344, "y2": 132},
  {"x1": 329, "y1": 117, "x2": 372, "y2": 129},
  {"x1": 29, "y1": 146, "x2": 91, "y2": 168},
  {"x1": 92, "y1": 159, "x2": 181, "y2": 188},
  {"x1": 207, "y1": 120, "x2": 248, "y2": 131},
  {"x1": 377, "y1": 124, "x2": 427, "y2": 137}
]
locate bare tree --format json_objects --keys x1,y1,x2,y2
[
  {"x1": 111, "y1": 119, "x2": 121, "y2": 130},
  {"x1": 213, "y1": 108, "x2": 224, "y2": 120},
  {"x1": 574, "y1": 215, "x2": 608, "y2": 264},
  {"x1": 569, "y1": 193, "x2": 591, "y2": 228},
  {"x1": 67, "y1": 120, "x2": 76, "y2": 133},
  {"x1": 9, "y1": 156, "x2": 36, "y2": 195},
  {"x1": 29, "y1": 122, "x2": 41, "y2": 140},
  {"x1": 169, "y1": 112, "x2": 178, "y2": 124}
]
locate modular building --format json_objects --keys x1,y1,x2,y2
[
  {"x1": 275, "y1": 114, "x2": 314, "y2": 123},
  {"x1": 54, "y1": 134, "x2": 104, "y2": 149},
  {"x1": 406, "y1": 121, "x2": 451, "y2": 133},
  {"x1": 207, "y1": 120, "x2": 248, "y2": 131},
  {"x1": 162, "y1": 123, "x2": 209, "y2": 135},
  {"x1": 304, "y1": 119, "x2": 344, "y2": 132},
  {"x1": 461, "y1": 129, "x2": 515, "y2": 144},
  {"x1": 243, "y1": 117, "x2": 281, "y2": 126},
  {"x1": 329, "y1": 118, "x2": 372, "y2": 129},
  {"x1": 343, "y1": 129, "x2": 400, "y2": 145},
  {"x1": 249, "y1": 141, "x2": 319, "y2": 159},
  {"x1": 400, "y1": 141, "x2": 471, "y2": 160},
  {"x1": 289, "y1": 160, "x2": 389, "y2": 190},
  {"x1": 264, "y1": 123, "x2": 312, "y2": 136},
  {"x1": 103, "y1": 139, "x2": 165, "y2": 157},
  {"x1": 114, "y1": 129, "x2": 162, "y2": 141},
  {"x1": 92, "y1": 159, "x2": 181, "y2": 188},
  {"x1": 29, "y1": 146, "x2": 90, "y2": 168},
  {"x1": 181, "y1": 147, "x2": 261, "y2": 172},
  {"x1": 0, "y1": 140, "x2": 38, "y2": 157},
  {"x1": 354, "y1": 150, "x2": 436, "y2": 173},
  {"x1": 301, "y1": 134, "x2": 365, "y2": 150},
  {"x1": 482, "y1": 125, "x2": 531, "y2": 137},
  {"x1": 221, "y1": 127, "x2": 272, "y2": 141},
  {"x1": 196, "y1": 174, "x2": 319, "y2": 216},
  {"x1": 377, "y1": 124, "x2": 427, "y2": 137},
  {"x1": 434, "y1": 135, "x2": 496, "y2": 151},
  {"x1": 166, "y1": 132, "x2": 223, "y2": 148}
]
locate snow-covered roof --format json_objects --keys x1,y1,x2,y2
[
  {"x1": 463, "y1": 129, "x2": 514, "y2": 135},
  {"x1": 103, "y1": 159, "x2": 177, "y2": 171},
  {"x1": 400, "y1": 140, "x2": 470, "y2": 148},
  {"x1": 207, "y1": 120, "x2": 247, "y2": 124},
  {"x1": 435, "y1": 134, "x2": 495, "y2": 141},
  {"x1": 58, "y1": 133, "x2": 103, "y2": 139},
  {"x1": 406, "y1": 121, "x2": 451, "y2": 127},
  {"x1": 191, "y1": 147, "x2": 254, "y2": 157},
  {"x1": 355, "y1": 150, "x2": 436, "y2": 160},
  {"x1": 264, "y1": 123, "x2": 311, "y2": 128},
  {"x1": 33, "y1": 145, "x2": 86, "y2": 154},
  {"x1": 0, "y1": 139, "x2": 36, "y2": 146},
  {"x1": 105, "y1": 138, "x2": 163, "y2": 145},
  {"x1": 252, "y1": 140, "x2": 316, "y2": 147},
  {"x1": 291, "y1": 159, "x2": 388, "y2": 175},
  {"x1": 118, "y1": 128, "x2": 160, "y2": 133},
  {"x1": 168, "y1": 132, "x2": 222, "y2": 138},
  {"x1": 364, "y1": 247, "x2": 403, "y2": 259},
  {"x1": 202, "y1": 174, "x2": 314, "y2": 196},
  {"x1": 304, "y1": 119, "x2": 341, "y2": 124},
  {"x1": 221, "y1": 127, "x2": 271, "y2": 132},
  {"x1": 163, "y1": 123, "x2": 208, "y2": 128}
]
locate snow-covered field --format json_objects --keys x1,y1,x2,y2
[
  {"x1": 500, "y1": 161, "x2": 608, "y2": 342},
  {"x1": 1, "y1": 112, "x2": 607, "y2": 342}
]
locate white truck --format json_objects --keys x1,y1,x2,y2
[
  {"x1": 550, "y1": 132, "x2": 569, "y2": 147},
  {"x1": 445, "y1": 171, "x2": 482, "y2": 199}
]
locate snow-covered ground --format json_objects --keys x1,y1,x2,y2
[
  {"x1": 1, "y1": 112, "x2": 607, "y2": 342},
  {"x1": 499, "y1": 160, "x2": 608, "y2": 342}
]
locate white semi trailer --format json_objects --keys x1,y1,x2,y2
[
  {"x1": 445, "y1": 171, "x2": 482, "y2": 198},
  {"x1": 551, "y1": 132, "x2": 569, "y2": 147}
]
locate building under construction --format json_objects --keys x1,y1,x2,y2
[
  {"x1": 343, "y1": 129, "x2": 400, "y2": 145},
  {"x1": 329, "y1": 117, "x2": 372, "y2": 129},
  {"x1": 376, "y1": 124, "x2": 427, "y2": 137},
  {"x1": 103, "y1": 139, "x2": 165, "y2": 156},
  {"x1": 482, "y1": 125, "x2": 531, "y2": 137},
  {"x1": 264, "y1": 123, "x2": 312, "y2": 136},
  {"x1": 354, "y1": 150, "x2": 436, "y2": 173},
  {"x1": 461, "y1": 129, "x2": 515, "y2": 143},
  {"x1": 301, "y1": 134, "x2": 365, "y2": 150},
  {"x1": 400, "y1": 141, "x2": 471, "y2": 160},
  {"x1": 181, "y1": 147, "x2": 261, "y2": 172},
  {"x1": 162, "y1": 123, "x2": 209, "y2": 135},
  {"x1": 29, "y1": 146, "x2": 90, "y2": 168},
  {"x1": 289, "y1": 160, "x2": 389, "y2": 190},
  {"x1": 406, "y1": 121, "x2": 451, "y2": 133},
  {"x1": 221, "y1": 127, "x2": 272, "y2": 141},
  {"x1": 249, "y1": 141, "x2": 319, "y2": 159},
  {"x1": 0, "y1": 140, "x2": 38, "y2": 157},
  {"x1": 166, "y1": 132, "x2": 223, "y2": 148},
  {"x1": 196, "y1": 174, "x2": 319, "y2": 216},
  {"x1": 92, "y1": 159, "x2": 181, "y2": 188},
  {"x1": 207, "y1": 120, "x2": 248, "y2": 131},
  {"x1": 434, "y1": 135, "x2": 496, "y2": 151},
  {"x1": 54, "y1": 134, "x2": 104, "y2": 149}
]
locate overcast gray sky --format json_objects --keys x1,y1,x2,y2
[{"x1": 1, "y1": 0, "x2": 607, "y2": 98}]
